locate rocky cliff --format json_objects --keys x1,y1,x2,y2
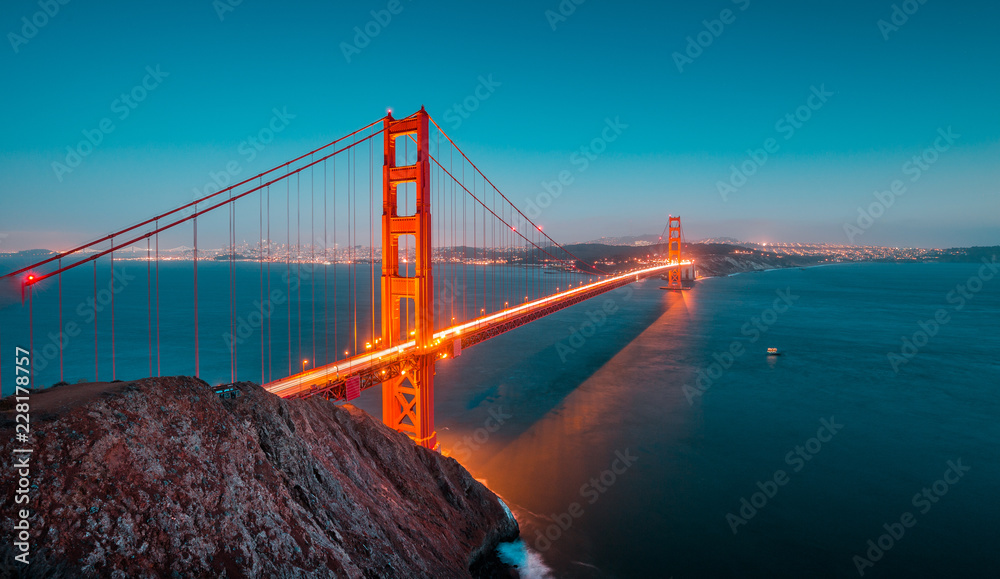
[{"x1": 0, "y1": 377, "x2": 518, "y2": 578}]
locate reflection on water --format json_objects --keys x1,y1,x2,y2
[{"x1": 465, "y1": 290, "x2": 698, "y2": 574}]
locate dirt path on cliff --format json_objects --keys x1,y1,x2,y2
[{"x1": 2, "y1": 381, "x2": 132, "y2": 420}]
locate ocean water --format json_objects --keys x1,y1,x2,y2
[
  {"x1": 366, "y1": 262, "x2": 999, "y2": 578},
  {"x1": 0, "y1": 259, "x2": 588, "y2": 391},
  {"x1": 2, "y1": 260, "x2": 998, "y2": 577}
]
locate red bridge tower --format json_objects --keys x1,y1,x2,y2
[
  {"x1": 380, "y1": 108, "x2": 438, "y2": 450},
  {"x1": 665, "y1": 215, "x2": 683, "y2": 290}
]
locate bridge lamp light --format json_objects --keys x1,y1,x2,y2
[{"x1": 302, "y1": 359, "x2": 309, "y2": 371}]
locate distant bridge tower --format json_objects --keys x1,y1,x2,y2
[
  {"x1": 665, "y1": 215, "x2": 683, "y2": 290},
  {"x1": 381, "y1": 108, "x2": 438, "y2": 450}
]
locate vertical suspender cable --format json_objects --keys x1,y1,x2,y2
[
  {"x1": 267, "y1": 185, "x2": 272, "y2": 382},
  {"x1": 228, "y1": 201, "x2": 232, "y2": 382},
  {"x1": 233, "y1": 194, "x2": 238, "y2": 382},
  {"x1": 369, "y1": 127, "x2": 375, "y2": 348},
  {"x1": 472, "y1": 169, "x2": 476, "y2": 317},
  {"x1": 324, "y1": 159, "x2": 328, "y2": 365},
  {"x1": 347, "y1": 140, "x2": 352, "y2": 356},
  {"x1": 368, "y1": 129, "x2": 375, "y2": 348},
  {"x1": 194, "y1": 208, "x2": 199, "y2": 378},
  {"x1": 59, "y1": 258, "x2": 63, "y2": 383},
  {"x1": 358, "y1": 135, "x2": 362, "y2": 356},
  {"x1": 156, "y1": 222, "x2": 160, "y2": 377},
  {"x1": 29, "y1": 285, "x2": 33, "y2": 387},
  {"x1": 312, "y1": 160, "x2": 317, "y2": 369},
  {"x1": 147, "y1": 240, "x2": 151, "y2": 378},
  {"x1": 286, "y1": 169, "x2": 291, "y2": 376},
  {"x1": 296, "y1": 173, "x2": 302, "y2": 371},
  {"x1": 260, "y1": 180, "x2": 264, "y2": 385},
  {"x1": 93, "y1": 260, "x2": 98, "y2": 381},
  {"x1": 462, "y1": 150, "x2": 466, "y2": 321},
  {"x1": 334, "y1": 155, "x2": 338, "y2": 362},
  {"x1": 111, "y1": 236, "x2": 115, "y2": 381}
]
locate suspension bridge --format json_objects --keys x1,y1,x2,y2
[{"x1": 1, "y1": 107, "x2": 691, "y2": 450}]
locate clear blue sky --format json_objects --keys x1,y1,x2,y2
[{"x1": 1, "y1": 0, "x2": 997, "y2": 249}]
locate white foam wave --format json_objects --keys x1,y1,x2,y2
[{"x1": 496, "y1": 539, "x2": 555, "y2": 579}]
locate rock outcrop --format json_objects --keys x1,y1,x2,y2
[{"x1": 1, "y1": 377, "x2": 518, "y2": 578}]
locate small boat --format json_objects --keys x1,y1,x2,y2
[{"x1": 766, "y1": 348, "x2": 781, "y2": 356}]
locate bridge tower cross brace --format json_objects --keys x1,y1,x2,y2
[
  {"x1": 666, "y1": 216, "x2": 683, "y2": 289},
  {"x1": 380, "y1": 108, "x2": 438, "y2": 450}
]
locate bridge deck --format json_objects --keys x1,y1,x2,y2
[{"x1": 263, "y1": 261, "x2": 692, "y2": 400}]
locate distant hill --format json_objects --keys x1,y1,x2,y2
[{"x1": 561, "y1": 241, "x2": 811, "y2": 276}]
